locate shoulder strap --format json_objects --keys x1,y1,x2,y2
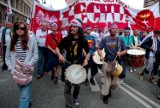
[
  {"x1": 116, "y1": 37, "x2": 119, "y2": 52},
  {"x1": 51, "y1": 33, "x2": 59, "y2": 45}
]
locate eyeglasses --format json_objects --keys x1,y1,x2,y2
[{"x1": 15, "y1": 27, "x2": 26, "y2": 31}]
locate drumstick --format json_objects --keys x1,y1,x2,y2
[
  {"x1": 64, "y1": 60, "x2": 71, "y2": 64},
  {"x1": 75, "y1": 66, "x2": 84, "y2": 76},
  {"x1": 114, "y1": 46, "x2": 121, "y2": 62}
]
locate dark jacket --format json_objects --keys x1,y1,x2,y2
[
  {"x1": 1, "y1": 28, "x2": 12, "y2": 45},
  {"x1": 140, "y1": 36, "x2": 153, "y2": 59}
]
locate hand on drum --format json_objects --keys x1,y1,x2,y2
[
  {"x1": 58, "y1": 54, "x2": 65, "y2": 63},
  {"x1": 100, "y1": 56, "x2": 105, "y2": 61},
  {"x1": 83, "y1": 60, "x2": 88, "y2": 66},
  {"x1": 117, "y1": 52, "x2": 122, "y2": 57}
]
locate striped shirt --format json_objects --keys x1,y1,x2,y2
[{"x1": 16, "y1": 39, "x2": 27, "y2": 62}]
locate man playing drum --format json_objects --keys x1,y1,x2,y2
[
  {"x1": 119, "y1": 27, "x2": 136, "y2": 72},
  {"x1": 97, "y1": 23, "x2": 127, "y2": 104},
  {"x1": 55, "y1": 19, "x2": 90, "y2": 108}
]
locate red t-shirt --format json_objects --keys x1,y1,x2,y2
[{"x1": 45, "y1": 32, "x2": 62, "y2": 49}]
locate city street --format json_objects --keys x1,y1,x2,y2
[{"x1": 0, "y1": 64, "x2": 160, "y2": 108}]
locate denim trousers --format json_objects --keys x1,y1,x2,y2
[
  {"x1": 18, "y1": 83, "x2": 31, "y2": 108},
  {"x1": 38, "y1": 47, "x2": 48, "y2": 76}
]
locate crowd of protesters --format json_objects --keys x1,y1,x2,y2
[{"x1": 0, "y1": 19, "x2": 160, "y2": 108}]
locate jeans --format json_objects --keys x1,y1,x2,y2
[
  {"x1": 18, "y1": 83, "x2": 31, "y2": 108},
  {"x1": 45, "y1": 50, "x2": 58, "y2": 72},
  {"x1": 38, "y1": 47, "x2": 48, "y2": 76}
]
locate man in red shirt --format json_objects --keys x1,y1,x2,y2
[{"x1": 45, "y1": 22, "x2": 62, "y2": 84}]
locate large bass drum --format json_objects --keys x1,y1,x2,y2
[
  {"x1": 127, "y1": 49, "x2": 146, "y2": 68},
  {"x1": 65, "y1": 64, "x2": 86, "y2": 84}
]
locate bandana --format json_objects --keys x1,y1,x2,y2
[
  {"x1": 109, "y1": 23, "x2": 118, "y2": 30},
  {"x1": 124, "y1": 30, "x2": 130, "y2": 33},
  {"x1": 52, "y1": 22, "x2": 58, "y2": 27},
  {"x1": 85, "y1": 26, "x2": 92, "y2": 31},
  {"x1": 70, "y1": 19, "x2": 82, "y2": 27}
]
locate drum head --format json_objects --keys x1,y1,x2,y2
[
  {"x1": 127, "y1": 49, "x2": 146, "y2": 55},
  {"x1": 93, "y1": 49, "x2": 106, "y2": 64},
  {"x1": 66, "y1": 64, "x2": 86, "y2": 84}
]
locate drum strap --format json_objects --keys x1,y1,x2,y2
[{"x1": 51, "y1": 33, "x2": 59, "y2": 46}]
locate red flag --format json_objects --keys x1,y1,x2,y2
[{"x1": 126, "y1": 2, "x2": 160, "y2": 31}]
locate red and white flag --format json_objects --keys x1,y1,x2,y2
[
  {"x1": 5, "y1": 0, "x2": 12, "y2": 22},
  {"x1": 126, "y1": 2, "x2": 160, "y2": 31}
]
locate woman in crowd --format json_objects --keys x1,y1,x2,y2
[{"x1": 5, "y1": 21, "x2": 38, "y2": 108}]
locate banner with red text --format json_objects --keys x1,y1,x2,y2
[
  {"x1": 31, "y1": 0, "x2": 128, "y2": 33},
  {"x1": 30, "y1": 0, "x2": 160, "y2": 33}
]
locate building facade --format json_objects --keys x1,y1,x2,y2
[
  {"x1": 144, "y1": 0, "x2": 159, "y2": 7},
  {"x1": 0, "y1": 0, "x2": 32, "y2": 25}
]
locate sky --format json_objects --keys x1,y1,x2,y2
[
  {"x1": 120, "y1": 0, "x2": 144, "y2": 9},
  {"x1": 43, "y1": 0, "x2": 144, "y2": 10}
]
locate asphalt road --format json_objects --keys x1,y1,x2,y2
[{"x1": 0, "y1": 64, "x2": 160, "y2": 108}]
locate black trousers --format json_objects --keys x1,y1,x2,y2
[
  {"x1": 64, "y1": 80, "x2": 80, "y2": 107},
  {"x1": 91, "y1": 60, "x2": 102, "y2": 78},
  {"x1": 2, "y1": 46, "x2": 7, "y2": 69}
]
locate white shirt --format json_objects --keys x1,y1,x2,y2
[
  {"x1": 61, "y1": 30, "x2": 68, "y2": 38},
  {"x1": 35, "y1": 29, "x2": 51, "y2": 47},
  {"x1": 133, "y1": 36, "x2": 138, "y2": 46},
  {"x1": 29, "y1": 31, "x2": 35, "y2": 37},
  {"x1": 91, "y1": 31, "x2": 100, "y2": 47},
  {"x1": 5, "y1": 29, "x2": 11, "y2": 46}
]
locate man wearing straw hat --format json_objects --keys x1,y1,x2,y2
[
  {"x1": 97, "y1": 23, "x2": 127, "y2": 104},
  {"x1": 55, "y1": 18, "x2": 90, "y2": 108}
]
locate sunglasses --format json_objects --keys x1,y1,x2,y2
[{"x1": 15, "y1": 27, "x2": 26, "y2": 31}]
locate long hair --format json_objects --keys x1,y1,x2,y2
[
  {"x1": 10, "y1": 21, "x2": 29, "y2": 51},
  {"x1": 67, "y1": 19, "x2": 86, "y2": 42}
]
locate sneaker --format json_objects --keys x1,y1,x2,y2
[
  {"x1": 36, "y1": 75, "x2": 42, "y2": 79},
  {"x1": 103, "y1": 95, "x2": 108, "y2": 104},
  {"x1": 120, "y1": 79, "x2": 124, "y2": 84},
  {"x1": 130, "y1": 68, "x2": 133, "y2": 73},
  {"x1": 139, "y1": 75, "x2": 144, "y2": 80},
  {"x1": 148, "y1": 77, "x2": 157, "y2": 84},
  {"x1": 54, "y1": 78, "x2": 58, "y2": 85},
  {"x1": 150, "y1": 79, "x2": 157, "y2": 84},
  {"x1": 133, "y1": 68, "x2": 136, "y2": 72},
  {"x1": 90, "y1": 78, "x2": 95, "y2": 85},
  {"x1": 73, "y1": 99, "x2": 80, "y2": 106}
]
